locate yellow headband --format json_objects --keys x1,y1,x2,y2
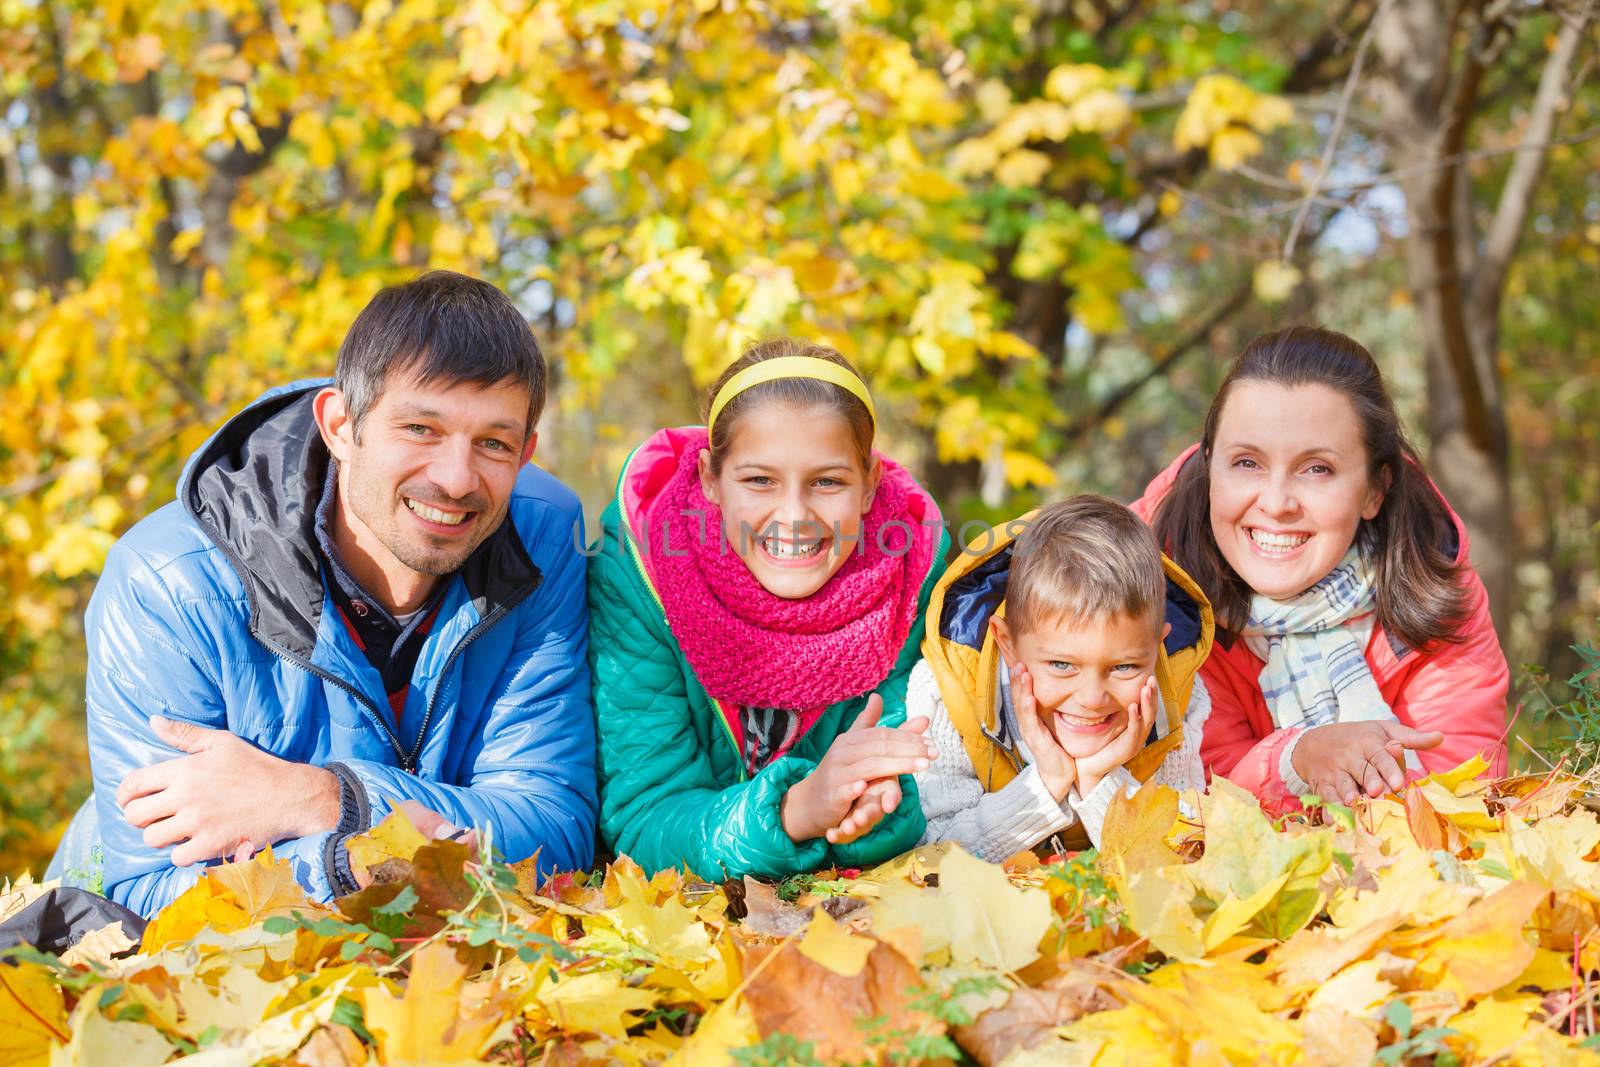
[{"x1": 707, "y1": 355, "x2": 877, "y2": 437}]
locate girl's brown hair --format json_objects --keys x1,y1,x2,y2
[
  {"x1": 1151, "y1": 325, "x2": 1469, "y2": 650},
  {"x1": 702, "y1": 338, "x2": 875, "y2": 476}
]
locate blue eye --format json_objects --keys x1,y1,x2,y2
[
  {"x1": 1112, "y1": 664, "x2": 1139, "y2": 675},
  {"x1": 1048, "y1": 661, "x2": 1074, "y2": 672},
  {"x1": 406, "y1": 424, "x2": 432, "y2": 436},
  {"x1": 481, "y1": 438, "x2": 513, "y2": 452}
]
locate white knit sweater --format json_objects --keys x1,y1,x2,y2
[{"x1": 909, "y1": 657, "x2": 1209, "y2": 862}]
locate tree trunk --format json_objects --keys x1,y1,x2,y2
[{"x1": 1372, "y1": 0, "x2": 1592, "y2": 642}]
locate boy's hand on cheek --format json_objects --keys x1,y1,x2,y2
[
  {"x1": 781, "y1": 696, "x2": 937, "y2": 843},
  {"x1": 1011, "y1": 664, "x2": 1077, "y2": 803},
  {"x1": 1076, "y1": 674, "x2": 1156, "y2": 797}
]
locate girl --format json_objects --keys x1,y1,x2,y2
[
  {"x1": 589, "y1": 339, "x2": 948, "y2": 877},
  {"x1": 1133, "y1": 326, "x2": 1509, "y2": 811}
]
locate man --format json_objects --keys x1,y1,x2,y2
[{"x1": 50, "y1": 270, "x2": 596, "y2": 916}]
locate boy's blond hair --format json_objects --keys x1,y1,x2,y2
[{"x1": 1005, "y1": 495, "x2": 1166, "y2": 637}]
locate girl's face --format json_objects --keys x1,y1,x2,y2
[
  {"x1": 1208, "y1": 381, "x2": 1385, "y2": 601},
  {"x1": 699, "y1": 403, "x2": 881, "y2": 600}
]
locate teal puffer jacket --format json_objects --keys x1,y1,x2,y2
[{"x1": 588, "y1": 428, "x2": 947, "y2": 879}]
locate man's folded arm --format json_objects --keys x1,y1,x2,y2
[{"x1": 86, "y1": 544, "x2": 349, "y2": 913}]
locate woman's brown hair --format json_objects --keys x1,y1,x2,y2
[
  {"x1": 1151, "y1": 325, "x2": 1469, "y2": 650},
  {"x1": 702, "y1": 338, "x2": 875, "y2": 476}
]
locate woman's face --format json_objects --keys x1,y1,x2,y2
[
  {"x1": 1208, "y1": 381, "x2": 1385, "y2": 601},
  {"x1": 699, "y1": 403, "x2": 880, "y2": 600}
]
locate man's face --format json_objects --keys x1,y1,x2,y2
[{"x1": 326, "y1": 373, "x2": 534, "y2": 581}]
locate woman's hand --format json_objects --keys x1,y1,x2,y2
[
  {"x1": 780, "y1": 694, "x2": 937, "y2": 844},
  {"x1": 1075, "y1": 674, "x2": 1158, "y2": 797},
  {"x1": 1009, "y1": 663, "x2": 1077, "y2": 802},
  {"x1": 1289, "y1": 721, "x2": 1444, "y2": 805}
]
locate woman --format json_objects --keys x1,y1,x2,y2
[{"x1": 1133, "y1": 326, "x2": 1508, "y2": 809}]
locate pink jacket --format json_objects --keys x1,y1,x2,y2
[{"x1": 1131, "y1": 446, "x2": 1510, "y2": 810}]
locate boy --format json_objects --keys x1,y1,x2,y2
[{"x1": 910, "y1": 496, "x2": 1214, "y2": 860}]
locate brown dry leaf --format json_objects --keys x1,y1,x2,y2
[
  {"x1": 954, "y1": 963, "x2": 1118, "y2": 1067},
  {"x1": 1267, "y1": 915, "x2": 1400, "y2": 992},
  {"x1": 58, "y1": 921, "x2": 136, "y2": 968},
  {"x1": 738, "y1": 878, "x2": 811, "y2": 939},
  {"x1": 741, "y1": 937, "x2": 934, "y2": 1061},
  {"x1": 293, "y1": 1023, "x2": 368, "y2": 1067},
  {"x1": 1299, "y1": 1006, "x2": 1379, "y2": 1067},
  {"x1": 1410, "y1": 880, "x2": 1549, "y2": 999}
]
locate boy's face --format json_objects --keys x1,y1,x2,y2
[{"x1": 992, "y1": 611, "x2": 1165, "y2": 760}]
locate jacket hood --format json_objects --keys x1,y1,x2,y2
[
  {"x1": 921, "y1": 509, "x2": 1215, "y2": 791},
  {"x1": 179, "y1": 380, "x2": 539, "y2": 662}
]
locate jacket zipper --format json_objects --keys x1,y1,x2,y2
[
  {"x1": 256, "y1": 575, "x2": 541, "y2": 772},
  {"x1": 408, "y1": 576, "x2": 541, "y2": 768},
  {"x1": 613, "y1": 448, "x2": 748, "y2": 782}
]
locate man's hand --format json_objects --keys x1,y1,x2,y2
[
  {"x1": 116, "y1": 716, "x2": 342, "y2": 867},
  {"x1": 1075, "y1": 674, "x2": 1158, "y2": 798},
  {"x1": 780, "y1": 694, "x2": 937, "y2": 844},
  {"x1": 1290, "y1": 720, "x2": 1444, "y2": 805},
  {"x1": 1010, "y1": 663, "x2": 1077, "y2": 802}
]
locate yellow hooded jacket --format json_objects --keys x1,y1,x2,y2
[{"x1": 921, "y1": 511, "x2": 1215, "y2": 792}]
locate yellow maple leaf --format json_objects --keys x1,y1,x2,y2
[
  {"x1": 1178, "y1": 776, "x2": 1332, "y2": 940},
  {"x1": 672, "y1": 995, "x2": 759, "y2": 1067},
  {"x1": 796, "y1": 909, "x2": 874, "y2": 977},
  {"x1": 361, "y1": 942, "x2": 506, "y2": 1062},
  {"x1": 603, "y1": 863, "x2": 715, "y2": 964},
  {"x1": 875, "y1": 846, "x2": 1051, "y2": 972},
  {"x1": 533, "y1": 969, "x2": 660, "y2": 1038},
  {"x1": 49, "y1": 1007, "x2": 170, "y2": 1067},
  {"x1": 345, "y1": 808, "x2": 432, "y2": 875},
  {"x1": 141, "y1": 849, "x2": 311, "y2": 951},
  {"x1": 1449, "y1": 995, "x2": 1542, "y2": 1061},
  {"x1": 0, "y1": 963, "x2": 67, "y2": 1067}
]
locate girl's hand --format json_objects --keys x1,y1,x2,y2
[
  {"x1": 1075, "y1": 674, "x2": 1158, "y2": 797},
  {"x1": 1289, "y1": 721, "x2": 1444, "y2": 805},
  {"x1": 1010, "y1": 663, "x2": 1077, "y2": 802},
  {"x1": 821, "y1": 713, "x2": 930, "y2": 845},
  {"x1": 780, "y1": 694, "x2": 937, "y2": 843}
]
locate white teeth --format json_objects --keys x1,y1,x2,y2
[
  {"x1": 407, "y1": 499, "x2": 468, "y2": 526},
  {"x1": 763, "y1": 537, "x2": 823, "y2": 559},
  {"x1": 1250, "y1": 529, "x2": 1309, "y2": 551}
]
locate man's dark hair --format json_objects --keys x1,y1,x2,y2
[{"x1": 335, "y1": 270, "x2": 546, "y2": 440}]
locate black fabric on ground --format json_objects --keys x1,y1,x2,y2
[{"x1": 0, "y1": 887, "x2": 146, "y2": 957}]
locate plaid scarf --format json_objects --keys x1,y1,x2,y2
[{"x1": 1241, "y1": 544, "x2": 1401, "y2": 741}]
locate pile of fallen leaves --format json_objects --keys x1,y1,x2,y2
[{"x1": 6, "y1": 757, "x2": 1600, "y2": 1066}]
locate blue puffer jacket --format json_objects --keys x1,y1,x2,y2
[{"x1": 49, "y1": 380, "x2": 598, "y2": 916}]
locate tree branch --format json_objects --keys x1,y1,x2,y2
[
  {"x1": 1283, "y1": 0, "x2": 1396, "y2": 259},
  {"x1": 1468, "y1": 0, "x2": 1595, "y2": 313},
  {"x1": 1060, "y1": 278, "x2": 1253, "y2": 443}
]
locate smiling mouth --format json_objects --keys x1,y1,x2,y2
[
  {"x1": 760, "y1": 536, "x2": 826, "y2": 562},
  {"x1": 1247, "y1": 527, "x2": 1310, "y2": 556},
  {"x1": 1054, "y1": 710, "x2": 1118, "y2": 735},
  {"x1": 406, "y1": 498, "x2": 473, "y2": 527}
]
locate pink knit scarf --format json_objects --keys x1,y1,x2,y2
[{"x1": 643, "y1": 434, "x2": 939, "y2": 710}]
